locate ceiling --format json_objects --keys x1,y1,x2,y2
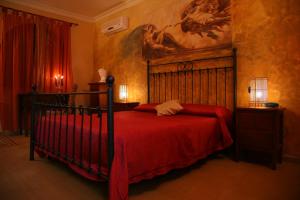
[{"x1": 4, "y1": 0, "x2": 141, "y2": 21}]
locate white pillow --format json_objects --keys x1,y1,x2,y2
[{"x1": 155, "y1": 100, "x2": 183, "y2": 116}]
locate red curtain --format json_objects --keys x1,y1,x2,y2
[
  {"x1": 0, "y1": 7, "x2": 73, "y2": 131},
  {"x1": 35, "y1": 18, "x2": 73, "y2": 92}
]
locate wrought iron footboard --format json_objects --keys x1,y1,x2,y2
[{"x1": 29, "y1": 76, "x2": 115, "y2": 179}]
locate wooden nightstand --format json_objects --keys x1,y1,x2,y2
[
  {"x1": 235, "y1": 107, "x2": 284, "y2": 169},
  {"x1": 88, "y1": 82, "x2": 107, "y2": 108},
  {"x1": 113, "y1": 102, "x2": 139, "y2": 112}
]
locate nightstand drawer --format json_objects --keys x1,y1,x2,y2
[
  {"x1": 235, "y1": 107, "x2": 285, "y2": 169},
  {"x1": 237, "y1": 111, "x2": 274, "y2": 131},
  {"x1": 238, "y1": 130, "x2": 273, "y2": 151}
]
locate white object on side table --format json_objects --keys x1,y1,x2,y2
[{"x1": 98, "y1": 68, "x2": 107, "y2": 83}]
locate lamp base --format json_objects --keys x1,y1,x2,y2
[{"x1": 264, "y1": 102, "x2": 279, "y2": 108}]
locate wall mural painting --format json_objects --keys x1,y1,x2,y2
[{"x1": 122, "y1": 0, "x2": 231, "y2": 60}]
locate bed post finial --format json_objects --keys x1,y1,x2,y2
[{"x1": 106, "y1": 75, "x2": 115, "y2": 87}]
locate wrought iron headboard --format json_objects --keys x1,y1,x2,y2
[{"x1": 147, "y1": 48, "x2": 237, "y2": 112}]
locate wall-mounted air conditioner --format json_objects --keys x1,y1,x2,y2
[{"x1": 101, "y1": 16, "x2": 129, "y2": 35}]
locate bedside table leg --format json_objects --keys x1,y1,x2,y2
[
  {"x1": 278, "y1": 146, "x2": 283, "y2": 164},
  {"x1": 235, "y1": 143, "x2": 240, "y2": 161},
  {"x1": 271, "y1": 162, "x2": 277, "y2": 170},
  {"x1": 271, "y1": 152, "x2": 277, "y2": 170},
  {"x1": 278, "y1": 155, "x2": 282, "y2": 164}
]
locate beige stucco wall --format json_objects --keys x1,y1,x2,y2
[{"x1": 232, "y1": 0, "x2": 300, "y2": 157}]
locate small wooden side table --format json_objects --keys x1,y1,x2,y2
[
  {"x1": 88, "y1": 82, "x2": 107, "y2": 108},
  {"x1": 235, "y1": 107, "x2": 285, "y2": 169},
  {"x1": 113, "y1": 102, "x2": 139, "y2": 112}
]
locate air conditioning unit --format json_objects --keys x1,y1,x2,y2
[{"x1": 101, "y1": 16, "x2": 129, "y2": 35}]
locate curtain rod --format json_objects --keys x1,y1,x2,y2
[{"x1": 0, "y1": 5, "x2": 79, "y2": 26}]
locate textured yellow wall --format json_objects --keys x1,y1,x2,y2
[
  {"x1": 94, "y1": 0, "x2": 300, "y2": 157},
  {"x1": 71, "y1": 22, "x2": 95, "y2": 104},
  {"x1": 94, "y1": 0, "x2": 184, "y2": 103},
  {"x1": 232, "y1": 0, "x2": 300, "y2": 157}
]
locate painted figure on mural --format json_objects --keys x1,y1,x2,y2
[
  {"x1": 143, "y1": 24, "x2": 176, "y2": 52},
  {"x1": 122, "y1": 0, "x2": 231, "y2": 60},
  {"x1": 180, "y1": 0, "x2": 230, "y2": 39},
  {"x1": 142, "y1": 24, "x2": 186, "y2": 59},
  {"x1": 142, "y1": 0, "x2": 231, "y2": 59}
]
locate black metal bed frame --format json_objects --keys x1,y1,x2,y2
[
  {"x1": 147, "y1": 48, "x2": 237, "y2": 144},
  {"x1": 147, "y1": 48, "x2": 237, "y2": 112},
  {"x1": 29, "y1": 76, "x2": 115, "y2": 179}
]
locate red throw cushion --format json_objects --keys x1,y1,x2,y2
[{"x1": 180, "y1": 104, "x2": 232, "y2": 128}]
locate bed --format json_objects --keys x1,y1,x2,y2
[{"x1": 29, "y1": 48, "x2": 237, "y2": 200}]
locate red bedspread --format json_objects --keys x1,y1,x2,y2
[{"x1": 35, "y1": 104, "x2": 233, "y2": 200}]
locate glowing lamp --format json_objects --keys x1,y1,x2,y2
[
  {"x1": 248, "y1": 77, "x2": 268, "y2": 107},
  {"x1": 54, "y1": 74, "x2": 64, "y2": 89},
  {"x1": 119, "y1": 84, "x2": 128, "y2": 102}
]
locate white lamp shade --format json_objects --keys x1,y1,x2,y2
[
  {"x1": 119, "y1": 84, "x2": 128, "y2": 102},
  {"x1": 249, "y1": 77, "x2": 268, "y2": 107}
]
